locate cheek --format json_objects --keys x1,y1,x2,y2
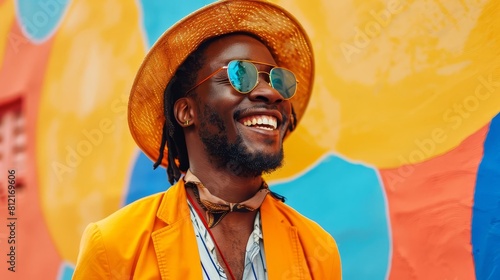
[
  {"x1": 281, "y1": 102, "x2": 293, "y2": 123},
  {"x1": 204, "y1": 91, "x2": 242, "y2": 119},
  {"x1": 201, "y1": 82, "x2": 241, "y2": 106},
  {"x1": 196, "y1": 101, "x2": 235, "y2": 134}
]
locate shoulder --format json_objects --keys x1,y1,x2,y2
[
  {"x1": 73, "y1": 182, "x2": 185, "y2": 279},
  {"x1": 95, "y1": 191, "x2": 166, "y2": 233},
  {"x1": 265, "y1": 197, "x2": 333, "y2": 239}
]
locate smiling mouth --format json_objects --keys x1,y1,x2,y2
[{"x1": 240, "y1": 115, "x2": 278, "y2": 131}]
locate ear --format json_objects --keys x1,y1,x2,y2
[{"x1": 174, "y1": 97, "x2": 196, "y2": 127}]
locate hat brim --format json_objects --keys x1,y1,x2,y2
[{"x1": 128, "y1": 0, "x2": 314, "y2": 168}]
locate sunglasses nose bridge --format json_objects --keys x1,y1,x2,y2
[
  {"x1": 257, "y1": 71, "x2": 272, "y2": 85},
  {"x1": 250, "y1": 72, "x2": 285, "y2": 104}
]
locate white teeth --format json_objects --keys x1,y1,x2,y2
[
  {"x1": 242, "y1": 115, "x2": 278, "y2": 130},
  {"x1": 270, "y1": 119, "x2": 276, "y2": 129},
  {"x1": 257, "y1": 126, "x2": 272, "y2": 130}
]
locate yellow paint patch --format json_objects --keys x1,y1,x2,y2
[
  {"x1": 269, "y1": 0, "x2": 500, "y2": 176},
  {"x1": 0, "y1": 0, "x2": 15, "y2": 67},
  {"x1": 36, "y1": 0, "x2": 145, "y2": 262}
]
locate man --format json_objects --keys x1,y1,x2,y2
[{"x1": 73, "y1": 0, "x2": 341, "y2": 279}]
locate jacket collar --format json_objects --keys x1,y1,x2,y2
[
  {"x1": 151, "y1": 180, "x2": 203, "y2": 279},
  {"x1": 150, "y1": 180, "x2": 307, "y2": 279}
]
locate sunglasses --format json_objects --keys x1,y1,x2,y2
[{"x1": 186, "y1": 60, "x2": 298, "y2": 99}]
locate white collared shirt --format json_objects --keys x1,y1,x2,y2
[{"x1": 187, "y1": 200, "x2": 268, "y2": 280}]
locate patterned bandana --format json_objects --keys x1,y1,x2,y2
[{"x1": 184, "y1": 170, "x2": 270, "y2": 228}]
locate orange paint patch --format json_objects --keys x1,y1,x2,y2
[
  {"x1": 379, "y1": 125, "x2": 488, "y2": 279},
  {"x1": 0, "y1": 22, "x2": 60, "y2": 279}
]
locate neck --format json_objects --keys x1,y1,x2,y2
[{"x1": 188, "y1": 162, "x2": 263, "y2": 203}]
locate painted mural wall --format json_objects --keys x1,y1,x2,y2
[{"x1": 0, "y1": 0, "x2": 499, "y2": 279}]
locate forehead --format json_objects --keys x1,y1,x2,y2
[{"x1": 202, "y1": 34, "x2": 276, "y2": 71}]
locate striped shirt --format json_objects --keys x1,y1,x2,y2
[{"x1": 187, "y1": 201, "x2": 268, "y2": 280}]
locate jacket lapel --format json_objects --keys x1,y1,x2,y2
[
  {"x1": 149, "y1": 182, "x2": 311, "y2": 279},
  {"x1": 261, "y1": 196, "x2": 310, "y2": 280},
  {"x1": 151, "y1": 181, "x2": 203, "y2": 280}
]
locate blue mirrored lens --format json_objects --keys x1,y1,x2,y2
[
  {"x1": 270, "y1": 68, "x2": 297, "y2": 99},
  {"x1": 227, "y1": 60, "x2": 258, "y2": 93}
]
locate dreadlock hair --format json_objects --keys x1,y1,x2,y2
[
  {"x1": 153, "y1": 39, "x2": 212, "y2": 185},
  {"x1": 289, "y1": 105, "x2": 297, "y2": 132}
]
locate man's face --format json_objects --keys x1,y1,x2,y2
[{"x1": 192, "y1": 34, "x2": 292, "y2": 177}]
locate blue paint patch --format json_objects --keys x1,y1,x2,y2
[
  {"x1": 16, "y1": 0, "x2": 70, "y2": 42},
  {"x1": 123, "y1": 152, "x2": 171, "y2": 206},
  {"x1": 472, "y1": 113, "x2": 500, "y2": 280},
  {"x1": 271, "y1": 155, "x2": 390, "y2": 280},
  {"x1": 137, "y1": 0, "x2": 214, "y2": 48},
  {"x1": 57, "y1": 262, "x2": 74, "y2": 280}
]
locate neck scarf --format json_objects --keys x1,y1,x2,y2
[{"x1": 184, "y1": 170, "x2": 269, "y2": 228}]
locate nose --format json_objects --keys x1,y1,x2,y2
[{"x1": 247, "y1": 74, "x2": 284, "y2": 104}]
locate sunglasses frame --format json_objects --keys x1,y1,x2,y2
[{"x1": 185, "y1": 60, "x2": 298, "y2": 99}]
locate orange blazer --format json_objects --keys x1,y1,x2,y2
[{"x1": 73, "y1": 180, "x2": 342, "y2": 279}]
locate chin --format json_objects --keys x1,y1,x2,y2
[{"x1": 239, "y1": 149, "x2": 284, "y2": 176}]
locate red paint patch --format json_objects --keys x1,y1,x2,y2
[
  {"x1": 380, "y1": 125, "x2": 488, "y2": 280},
  {"x1": 0, "y1": 21, "x2": 61, "y2": 279}
]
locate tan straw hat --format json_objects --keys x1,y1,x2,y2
[{"x1": 128, "y1": 0, "x2": 314, "y2": 167}]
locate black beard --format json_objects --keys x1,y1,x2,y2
[{"x1": 198, "y1": 105, "x2": 284, "y2": 177}]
